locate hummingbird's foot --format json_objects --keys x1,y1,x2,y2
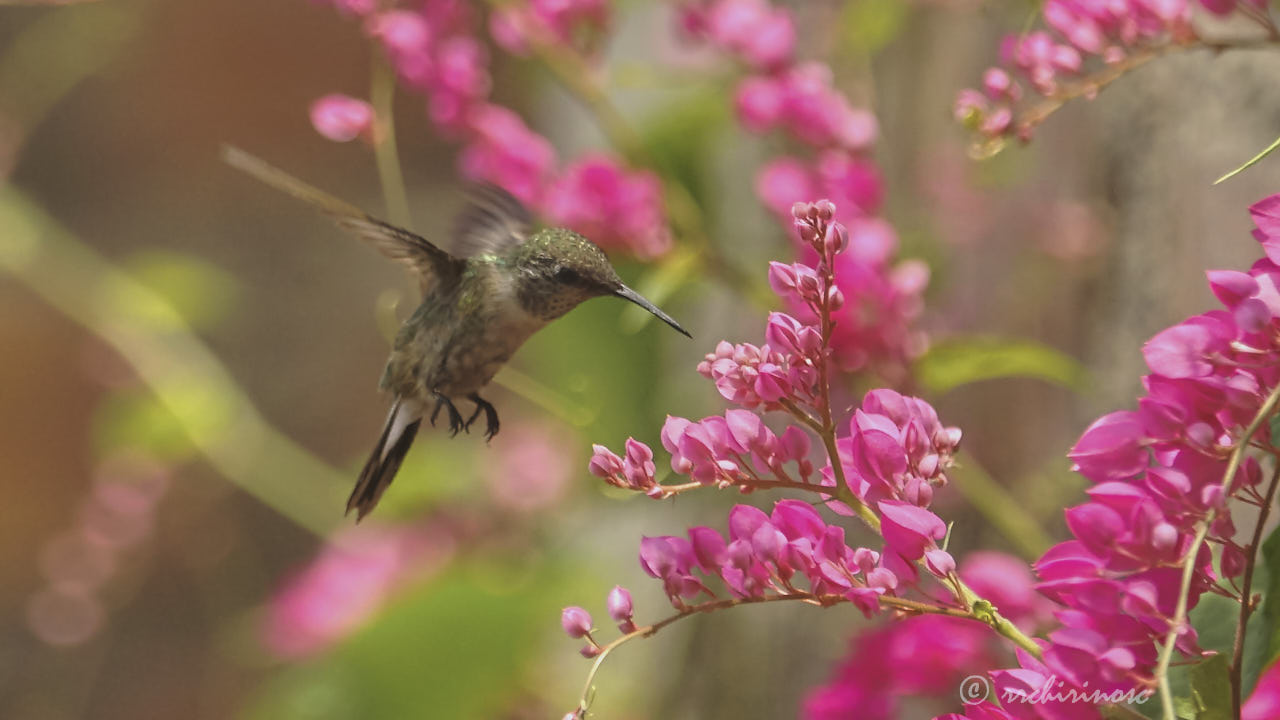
[
  {"x1": 429, "y1": 393, "x2": 466, "y2": 437},
  {"x1": 464, "y1": 393, "x2": 500, "y2": 441}
]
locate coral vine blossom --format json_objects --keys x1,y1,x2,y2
[{"x1": 937, "y1": 195, "x2": 1280, "y2": 718}]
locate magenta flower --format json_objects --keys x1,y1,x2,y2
[
  {"x1": 543, "y1": 153, "x2": 672, "y2": 258},
  {"x1": 263, "y1": 524, "x2": 453, "y2": 659},
  {"x1": 309, "y1": 94, "x2": 376, "y2": 143},
  {"x1": 1244, "y1": 660, "x2": 1280, "y2": 720},
  {"x1": 606, "y1": 585, "x2": 635, "y2": 632},
  {"x1": 560, "y1": 606, "x2": 593, "y2": 639},
  {"x1": 458, "y1": 104, "x2": 556, "y2": 205},
  {"x1": 490, "y1": 0, "x2": 610, "y2": 56}
]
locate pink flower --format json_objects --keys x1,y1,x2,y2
[
  {"x1": 560, "y1": 606, "x2": 593, "y2": 638},
  {"x1": 877, "y1": 500, "x2": 946, "y2": 561},
  {"x1": 805, "y1": 615, "x2": 997, "y2": 720},
  {"x1": 1244, "y1": 660, "x2": 1280, "y2": 720},
  {"x1": 486, "y1": 424, "x2": 572, "y2": 512},
  {"x1": 263, "y1": 524, "x2": 453, "y2": 658},
  {"x1": 704, "y1": 0, "x2": 795, "y2": 69},
  {"x1": 309, "y1": 94, "x2": 376, "y2": 143},
  {"x1": 606, "y1": 585, "x2": 635, "y2": 632},
  {"x1": 490, "y1": 0, "x2": 610, "y2": 56},
  {"x1": 542, "y1": 154, "x2": 672, "y2": 258},
  {"x1": 1068, "y1": 411, "x2": 1149, "y2": 483},
  {"x1": 458, "y1": 104, "x2": 557, "y2": 205}
]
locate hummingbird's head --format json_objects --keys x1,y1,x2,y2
[{"x1": 514, "y1": 228, "x2": 691, "y2": 337}]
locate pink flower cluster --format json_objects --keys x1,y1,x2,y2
[
  {"x1": 307, "y1": 0, "x2": 669, "y2": 257},
  {"x1": 490, "y1": 0, "x2": 609, "y2": 57},
  {"x1": 677, "y1": 0, "x2": 880, "y2": 227},
  {"x1": 263, "y1": 522, "x2": 453, "y2": 658},
  {"x1": 675, "y1": 0, "x2": 796, "y2": 70},
  {"x1": 27, "y1": 451, "x2": 169, "y2": 648},
  {"x1": 676, "y1": 0, "x2": 927, "y2": 376},
  {"x1": 805, "y1": 552, "x2": 1052, "y2": 720},
  {"x1": 957, "y1": 0, "x2": 1266, "y2": 143},
  {"x1": 775, "y1": 222, "x2": 928, "y2": 380},
  {"x1": 542, "y1": 154, "x2": 673, "y2": 259},
  {"x1": 583, "y1": 203, "x2": 968, "y2": 646},
  {"x1": 637, "y1": 500, "x2": 903, "y2": 616},
  {"x1": 939, "y1": 195, "x2": 1280, "y2": 719}
]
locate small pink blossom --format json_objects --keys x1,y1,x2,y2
[
  {"x1": 263, "y1": 524, "x2": 453, "y2": 658},
  {"x1": 309, "y1": 94, "x2": 376, "y2": 143},
  {"x1": 560, "y1": 606, "x2": 593, "y2": 638},
  {"x1": 543, "y1": 154, "x2": 672, "y2": 258}
]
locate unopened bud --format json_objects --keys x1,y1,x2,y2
[
  {"x1": 814, "y1": 199, "x2": 836, "y2": 221},
  {"x1": 561, "y1": 606, "x2": 593, "y2": 639},
  {"x1": 826, "y1": 285, "x2": 845, "y2": 310},
  {"x1": 791, "y1": 201, "x2": 809, "y2": 221},
  {"x1": 823, "y1": 222, "x2": 848, "y2": 256},
  {"x1": 607, "y1": 585, "x2": 634, "y2": 625}
]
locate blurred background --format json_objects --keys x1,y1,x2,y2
[{"x1": 2, "y1": 0, "x2": 1280, "y2": 718}]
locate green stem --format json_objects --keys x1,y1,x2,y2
[
  {"x1": 1155, "y1": 383, "x2": 1280, "y2": 720},
  {"x1": 1230, "y1": 461, "x2": 1280, "y2": 715},
  {"x1": 371, "y1": 55, "x2": 412, "y2": 228},
  {"x1": 571, "y1": 590, "x2": 973, "y2": 715}
]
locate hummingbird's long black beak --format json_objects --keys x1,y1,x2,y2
[{"x1": 615, "y1": 285, "x2": 692, "y2": 338}]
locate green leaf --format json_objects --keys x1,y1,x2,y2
[
  {"x1": 1215, "y1": 133, "x2": 1280, "y2": 185},
  {"x1": 1269, "y1": 414, "x2": 1280, "y2": 449},
  {"x1": 1172, "y1": 695, "x2": 1201, "y2": 719},
  {"x1": 914, "y1": 335, "x2": 1088, "y2": 394},
  {"x1": 1187, "y1": 654, "x2": 1232, "y2": 720}
]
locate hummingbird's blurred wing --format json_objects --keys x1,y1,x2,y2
[
  {"x1": 222, "y1": 146, "x2": 463, "y2": 289},
  {"x1": 448, "y1": 183, "x2": 532, "y2": 258}
]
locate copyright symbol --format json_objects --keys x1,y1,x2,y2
[{"x1": 959, "y1": 675, "x2": 991, "y2": 705}]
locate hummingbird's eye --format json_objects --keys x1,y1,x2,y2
[{"x1": 555, "y1": 267, "x2": 582, "y2": 284}]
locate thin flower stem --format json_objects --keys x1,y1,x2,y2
[
  {"x1": 370, "y1": 55, "x2": 411, "y2": 229},
  {"x1": 1230, "y1": 460, "x2": 1280, "y2": 715},
  {"x1": 1013, "y1": 35, "x2": 1280, "y2": 147},
  {"x1": 571, "y1": 591, "x2": 971, "y2": 715},
  {"x1": 1156, "y1": 383, "x2": 1280, "y2": 720}
]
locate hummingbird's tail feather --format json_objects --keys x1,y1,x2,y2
[{"x1": 347, "y1": 397, "x2": 422, "y2": 522}]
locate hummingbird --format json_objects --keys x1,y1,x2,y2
[{"x1": 222, "y1": 147, "x2": 691, "y2": 521}]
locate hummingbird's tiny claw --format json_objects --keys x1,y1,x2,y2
[{"x1": 467, "y1": 393, "x2": 500, "y2": 441}]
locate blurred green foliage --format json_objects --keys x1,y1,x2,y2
[
  {"x1": 915, "y1": 335, "x2": 1088, "y2": 394},
  {"x1": 248, "y1": 561, "x2": 579, "y2": 720}
]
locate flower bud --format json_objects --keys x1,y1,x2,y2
[
  {"x1": 795, "y1": 220, "x2": 818, "y2": 243},
  {"x1": 309, "y1": 94, "x2": 376, "y2": 143},
  {"x1": 560, "y1": 606, "x2": 593, "y2": 639},
  {"x1": 822, "y1": 222, "x2": 849, "y2": 256},
  {"x1": 768, "y1": 262, "x2": 798, "y2": 295},
  {"x1": 826, "y1": 285, "x2": 845, "y2": 311},
  {"x1": 579, "y1": 644, "x2": 602, "y2": 658},
  {"x1": 791, "y1": 201, "x2": 810, "y2": 221},
  {"x1": 814, "y1": 199, "x2": 836, "y2": 221},
  {"x1": 607, "y1": 586, "x2": 635, "y2": 632},
  {"x1": 587, "y1": 445, "x2": 625, "y2": 479}
]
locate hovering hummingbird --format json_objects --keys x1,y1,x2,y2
[{"x1": 223, "y1": 147, "x2": 690, "y2": 521}]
